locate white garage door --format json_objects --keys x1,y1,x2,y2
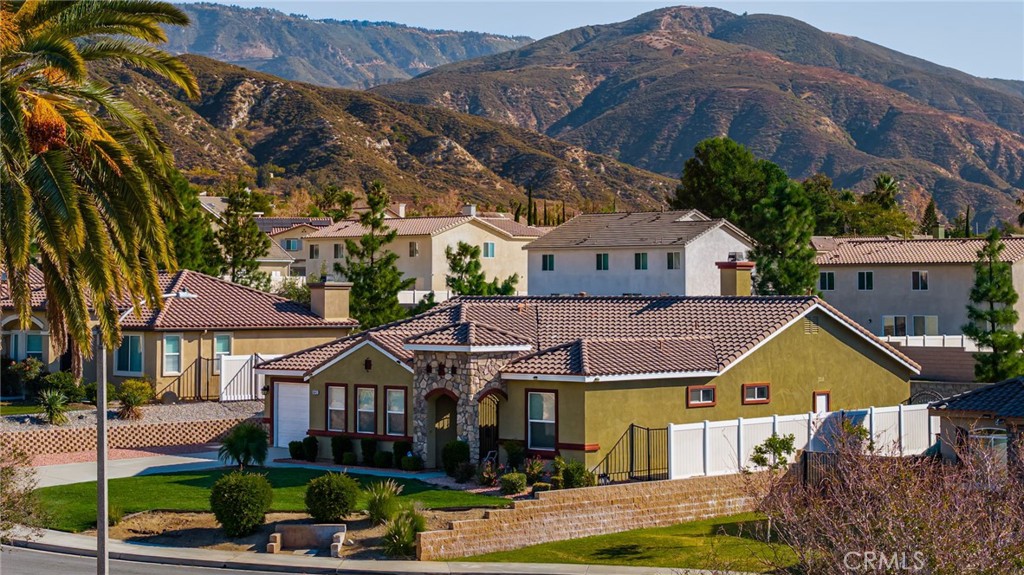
[{"x1": 274, "y1": 382, "x2": 310, "y2": 447}]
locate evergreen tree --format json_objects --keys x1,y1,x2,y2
[
  {"x1": 313, "y1": 185, "x2": 356, "y2": 221},
  {"x1": 670, "y1": 137, "x2": 774, "y2": 224},
  {"x1": 215, "y1": 179, "x2": 271, "y2": 289},
  {"x1": 527, "y1": 188, "x2": 535, "y2": 226},
  {"x1": 167, "y1": 172, "x2": 224, "y2": 276},
  {"x1": 962, "y1": 229, "x2": 1024, "y2": 382},
  {"x1": 750, "y1": 169, "x2": 819, "y2": 296},
  {"x1": 445, "y1": 242, "x2": 519, "y2": 296},
  {"x1": 335, "y1": 181, "x2": 413, "y2": 328},
  {"x1": 919, "y1": 198, "x2": 940, "y2": 235}
]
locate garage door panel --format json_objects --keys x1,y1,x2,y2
[{"x1": 274, "y1": 383, "x2": 309, "y2": 447}]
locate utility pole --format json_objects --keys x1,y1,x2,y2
[{"x1": 95, "y1": 331, "x2": 109, "y2": 575}]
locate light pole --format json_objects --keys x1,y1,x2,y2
[{"x1": 95, "y1": 330, "x2": 109, "y2": 575}]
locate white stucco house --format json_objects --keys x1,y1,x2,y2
[{"x1": 524, "y1": 210, "x2": 755, "y2": 296}]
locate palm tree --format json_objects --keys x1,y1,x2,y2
[
  {"x1": 866, "y1": 173, "x2": 900, "y2": 210},
  {"x1": 1, "y1": 0, "x2": 199, "y2": 361}
]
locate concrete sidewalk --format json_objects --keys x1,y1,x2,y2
[{"x1": 10, "y1": 528, "x2": 720, "y2": 575}]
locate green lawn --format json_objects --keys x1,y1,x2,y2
[
  {"x1": 36, "y1": 467, "x2": 505, "y2": 532},
  {"x1": 465, "y1": 513, "x2": 796, "y2": 573}
]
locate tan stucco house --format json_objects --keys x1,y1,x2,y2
[
  {"x1": 256, "y1": 265, "x2": 918, "y2": 469},
  {"x1": 1, "y1": 266, "x2": 65, "y2": 373}
]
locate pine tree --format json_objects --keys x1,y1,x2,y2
[
  {"x1": 445, "y1": 242, "x2": 519, "y2": 296},
  {"x1": 215, "y1": 178, "x2": 271, "y2": 289},
  {"x1": 962, "y1": 229, "x2": 1024, "y2": 382},
  {"x1": 527, "y1": 187, "x2": 535, "y2": 226},
  {"x1": 167, "y1": 172, "x2": 224, "y2": 276},
  {"x1": 918, "y1": 197, "x2": 940, "y2": 235},
  {"x1": 750, "y1": 170, "x2": 819, "y2": 296},
  {"x1": 335, "y1": 181, "x2": 413, "y2": 328}
]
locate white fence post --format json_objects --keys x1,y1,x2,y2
[
  {"x1": 898, "y1": 404, "x2": 905, "y2": 455},
  {"x1": 869, "y1": 406, "x2": 875, "y2": 441},
  {"x1": 807, "y1": 411, "x2": 814, "y2": 451},
  {"x1": 703, "y1": 420, "x2": 710, "y2": 476},
  {"x1": 736, "y1": 417, "x2": 744, "y2": 471},
  {"x1": 772, "y1": 414, "x2": 778, "y2": 435},
  {"x1": 667, "y1": 423, "x2": 676, "y2": 480}
]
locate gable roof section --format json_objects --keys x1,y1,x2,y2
[
  {"x1": 254, "y1": 217, "x2": 332, "y2": 234},
  {"x1": 307, "y1": 215, "x2": 543, "y2": 240},
  {"x1": 198, "y1": 196, "x2": 228, "y2": 220},
  {"x1": 930, "y1": 377, "x2": 1024, "y2": 419},
  {"x1": 258, "y1": 239, "x2": 294, "y2": 263},
  {"x1": 523, "y1": 211, "x2": 753, "y2": 250},
  {"x1": 256, "y1": 295, "x2": 918, "y2": 379},
  {"x1": 816, "y1": 237, "x2": 1024, "y2": 265}
]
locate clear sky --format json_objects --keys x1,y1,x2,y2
[{"x1": 192, "y1": 1, "x2": 1024, "y2": 80}]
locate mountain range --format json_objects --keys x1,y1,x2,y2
[
  {"x1": 372, "y1": 6, "x2": 1024, "y2": 224},
  {"x1": 161, "y1": 3, "x2": 531, "y2": 89},
  {"x1": 98, "y1": 55, "x2": 672, "y2": 210}
]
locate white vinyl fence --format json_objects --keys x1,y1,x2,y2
[
  {"x1": 219, "y1": 353, "x2": 282, "y2": 402},
  {"x1": 667, "y1": 404, "x2": 939, "y2": 479}
]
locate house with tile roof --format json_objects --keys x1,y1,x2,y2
[
  {"x1": 255, "y1": 278, "x2": 918, "y2": 470},
  {"x1": 304, "y1": 205, "x2": 544, "y2": 300},
  {"x1": 0, "y1": 266, "x2": 64, "y2": 374},
  {"x1": 815, "y1": 236, "x2": 1024, "y2": 337},
  {"x1": 524, "y1": 210, "x2": 755, "y2": 296},
  {"x1": 931, "y1": 377, "x2": 1024, "y2": 467}
]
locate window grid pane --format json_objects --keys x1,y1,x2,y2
[
  {"x1": 635, "y1": 253, "x2": 648, "y2": 270},
  {"x1": 357, "y1": 388, "x2": 375, "y2": 433},
  {"x1": 596, "y1": 253, "x2": 609, "y2": 271}
]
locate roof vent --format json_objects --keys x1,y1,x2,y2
[{"x1": 175, "y1": 289, "x2": 199, "y2": 299}]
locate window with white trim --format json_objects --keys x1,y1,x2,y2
[
  {"x1": 115, "y1": 334, "x2": 143, "y2": 375},
  {"x1": 327, "y1": 386, "x2": 346, "y2": 432},
  {"x1": 333, "y1": 243, "x2": 344, "y2": 260},
  {"x1": 309, "y1": 243, "x2": 320, "y2": 259},
  {"x1": 688, "y1": 386, "x2": 715, "y2": 406},
  {"x1": 386, "y1": 388, "x2": 406, "y2": 436},
  {"x1": 912, "y1": 315, "x2": 939, "y2": 336},
  {"x1": 356, "y1": 387, "x2": 375, "y2": 434},
  {"x1": 743, "y1": 383, "x2": 770, "y2": 404},
  {"x1": 409, "y1": 241, "x2": 419, "y2": 257},
  {"x1": 596, "y1": 253, "x2": 609, "y2": 271},
  {"x1": 857, "y1": 271, "x2": 873, "y2": 291},
  {"x1": 541, "y1": 254, "x2": 555, "y2": 271},
  {"x1": 25, "y1": 334, "x2": 43, "y2": 360},
  {"x1": 883, "y1": 315, "x2": 908, "y2": 337},
  {"x1": 163, "y1": 334, "x2": 182, "y2": 376},
  {"x1": 819, "y1": 271, "x2": 835, "y2": 291},
  {"x1": 912, "y1": 270, "x2": 929, "y2": 291},
  {"x1": 634, "y1": 252, "x2": 648, "y2": 270},
  {"x1": 527, "y1": 391, "x2": 556, "y2": 450},
  {"x1": 483, "y1": 242, "x2": 495, "y2": 258},
  {"x1": 213, "y1": 334, "x2": 231, "y2": 374},
  {"x1": 282, "y1": 238, "x2": 300, "y2": 251},
  {"x1": 667, "y1": 252, "x2": 681, "y2": 270}
]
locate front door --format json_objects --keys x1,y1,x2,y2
[
  {"x1": 433, "y1": 394, "x2": 458, "y2": 468},
  {"x1": 813, "y1": 391, "x2": 831, "y2": 414},
  {"x1": 479, "y1": 395, "x2": 500, "y2": 460}
]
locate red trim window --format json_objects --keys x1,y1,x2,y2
[
  {"x1": 687, "y1": 385, "x2": 716, "y2": 408},
  {"x1": 813, "y1": 390, "x2": 831, "y2": 414},
  {"x1": 384, "y1": 386, "x2": 407, "y2": 437},
  {"x1": 742, "y1": 382, "x2": 770, "y2": 405},
  {"x1": 526, "y1": 389, "x2": 557, "y2": 451},
  {"x1": 326, "y1": 384, "x2": 347, "y2": 432},
  {"x1": 355, "y1": 386, "x2": 376, "y2": 435}
]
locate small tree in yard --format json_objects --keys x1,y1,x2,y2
[
  {"x1": 0, "y1": 447, "x2": 47, "y2": 540},
  {"x1": 218, "y1": 422, "x2": 269, "y2": 470},
  {"x1": 748, "y1": 433, "x2": 796, "y2": 471},
  {"x1": 963, "y1": 229, "x2": 1024, "y2": 382}
]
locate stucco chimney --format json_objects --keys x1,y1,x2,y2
[
  {"x1": 716, "y1": 261, "x2": 755, "y2": 296},
  {"x1": 308, "y1": 281, "x2": 353, "y2": 321},
  {"x1": 461, "y1": 204, "x2": 477, "y2": 217},
  {"x1": 394, "y1": 203, "x2": 406, "y2": 218}
]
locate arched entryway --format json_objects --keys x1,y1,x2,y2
[
  {"x1": 426, "y1": 389, "x2": 459, "y2": 469},
  {"x1": 478, "y1": 388, "x2": 506, "y2": 461}
]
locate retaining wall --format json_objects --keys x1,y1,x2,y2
[
  {"x1": 0, "y1": 417, "x2": 253, "y2": 456},
  {"x1": 417, "y1": 473, "x2": 754, "y2": 561}
]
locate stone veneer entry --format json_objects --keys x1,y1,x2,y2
[
  {"x1": 416, "y1": 474, "x2": 756, "y2": 560},
  {"x1": 412, "y1": 350, "x2": 519, "y2": 463}
]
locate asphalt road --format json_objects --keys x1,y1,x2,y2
[{"x1": 0, "y1": 547, "x2": 301, "y2": 575}]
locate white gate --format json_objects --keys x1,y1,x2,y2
[{"x1": 219, "y1": 353, "x2": 282, "y2": 402}]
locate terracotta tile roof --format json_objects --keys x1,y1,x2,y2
[
  {"x1": 257, "y1": 295, "x2": 918, "y2": 378},
  {"x1": 307, "y1": 215, "x2": 542, "y2": 240},
  {"x1": 524, "y1": 211, "x2": 753, "y2": 250},
  {"x1": 118, "y1": 270, "x2": 356, "y2": 330},
  {"x1": 503, "y1": 337, "x2": 719, "y2": 377},
  {"x1": 254, "y1": 217, "x2": 332, "y2": 234},
  {"x1": 0, "y1": 266, "x2": 47, "y2": 310},
  {"x1": 477, "y1": 217, "x2": 545, "y2": 238},
  {"x1": 815, "y1": 237, "x2": 1024, "y2": 265},
  {"x1": 406, "y1": 321, "x2": 534, "y2": 347},
  {"x1": 931, "y1": 377, "x2": 1024, "y2": 418}
]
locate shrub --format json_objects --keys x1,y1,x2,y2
[
  {"x1": 374, "y1": 451, "x2": 394, "y2": 468},
  {"x1": 37, "y1": 389, "x2": 69, "y2": 425},
  {"x1": 550, "y1": 475, "x2": 564, "y2": 490},
  {"x1": 218, "y1": 422, "x2": 269, "y2": 469},
  {"x1": 392, "y1": 440, "x2": 413, "y2": 465},
  {"x1": 499, "y1": 472, "x2": 527, "y2": 495},
  {"x1": 442, "y1": 440, "x2": 470, "y2": 476},
  {"x1": 381, "y1": 505, "x2": 426, "y2": 558},
  {"x1": 115, "y1": 379, "x2": 153, "y2": 420},
  {"x1": 108, "y1": 503, "x2": 124, "y2": 527},
  {"x1": 83, "y1": 381, "x2": 115, "y2": 405},
  {"x1": 524, "y1": 456, "x2": 545, "y2": 484},
  {"x1": 209, "y1": 471, "x2": 273, "y2": 537},
  {"x1": 304, "y1": 473, "x2": 359, "y2": 523},
  {"x1": 301, "y1": 435, "x2": 319, "y2": 462},
  {"x1": 552, "y1": 455, "x2": 568, "y2": 476},
  {"x1": 400, "y1": 454, "x2": 424, "y2": 471},
  {"x1": 477, "y1": 461, "x2": 499, "y2": 487},
  {"x1": 502, "y1": 440, "x2": 526, "y2": 471},
  {"x1": 8, "y1": 358, "x2": 45, "y2": 397},
  {"x1": 454, "y1": 461, "x2": 477, "y2": 484},
  {"x1": 365, "y1": 479, "x2": 403, "y2": 524},
  {"x1": 531, "y1": 482, "x2": 552, "y2": 495},
  {"x1": 288, "y1": 441, "x2": 304, "y2": 460},
  {"x1": 360, "y1": 438, "x2": 377, "y2": 466},
  {"x1": 562, "y1": 460, "x2": 597, "y2": 489},
  {"x1": 341, "y1": 452, "x2": 358, "y2": 466},
  {"x1": 331, "y1": 436, "x2": 353, "y2": 464},
  {"x1": 42, "y1": 372, "x2": 83, "y2": 403}
]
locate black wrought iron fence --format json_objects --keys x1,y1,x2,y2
[
  {"x1": 155, "y1": 358, "x2": 217, "y2": 401},
  {"x1": 592, "y1": 424, "x2": 669, "y2": 484}
]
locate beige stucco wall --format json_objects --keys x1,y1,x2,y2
[
  {"x1": 431, "y1": 220, "x2": 531, "y2": 292},
  {"x1": 1, "y1": 310, "x2": 62, "y2": 373}
]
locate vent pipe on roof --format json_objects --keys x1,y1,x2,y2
[{"x1": 461, "y1": 204, "x2": 477, "y2": 217}]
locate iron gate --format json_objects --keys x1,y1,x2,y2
[{"x1": 592, "y1": 424, "x2": 669, "y2": 483}]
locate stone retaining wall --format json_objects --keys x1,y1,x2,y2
[
  {"x1": 0, "y1": 417, "x2": 253, "y2": 456},
  {"x1": 417, "y1": 474, "x2": 754, "y2": 561}
]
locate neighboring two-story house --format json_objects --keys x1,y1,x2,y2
[
  {"x1": 256, "y1": 218, "x2": 334, "y2": 280},
  {"x1": 815, "y1": 237, "x2": 1024, "y2": 336},
  {"x1": 524, "y1": 210, "x2": 755, "y2": 296},
  {"x1": 303, "y1": 206, "x2": 543, "y2": 300}
]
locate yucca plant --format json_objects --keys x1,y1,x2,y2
[
  {"x1": 37, "y1": 389, "x2": 68, "y2": 425},
  {"x1": 218, "y1": 422, "x2": 269, "y2": 470},
  {"x1": 381, "y1": 504, "x2": 426, "y2": 558},
  {"x1": 365, "y1": 479, "x2": 403, "y2": 525}
]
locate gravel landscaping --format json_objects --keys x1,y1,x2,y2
[{"x1": 0, "y1": 400, "x2": 263, "y2": 432}]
